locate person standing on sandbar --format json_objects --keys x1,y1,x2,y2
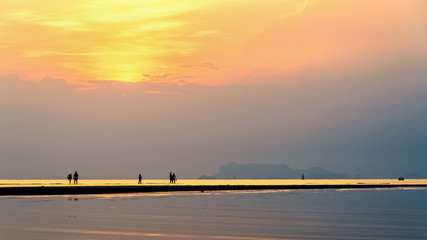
[
  {"x1": 138, "y1": 174, "x2": 142, "y2": 184},
  {"x1": 172, "y1": 172, "x2": 177, "y2": 183},
  {"x1": 73, "y1": 171, "x2": 79, "y2": 184},
  {"x1": 67, "y1": 173, "x2": 72, "y2": 184}
]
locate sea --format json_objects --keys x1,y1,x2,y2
[{"x1": 1, "y1": 179, "x2": 426, "y2": 240}]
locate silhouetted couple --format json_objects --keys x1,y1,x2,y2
[
  {"x1": 67, "y1": 171, "x2": 79, "y2": 184},
  {"x1": 169, "y1": 172, "x2": 177, "y2": 184}
]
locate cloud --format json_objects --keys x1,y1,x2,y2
[
  {"x1": 141, "y1": 73, "x2": 173, "y2": 83},
  {"x1": 140, "y1": 73, "x2": 196, "y2": 85}
]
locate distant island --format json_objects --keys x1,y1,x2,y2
[{"x1": 199, "y1": 162, "x2": 366, "y2": 179}]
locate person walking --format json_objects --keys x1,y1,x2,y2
[{"x1": 138, "y1": 174, "x2": 142, "y2": 184}]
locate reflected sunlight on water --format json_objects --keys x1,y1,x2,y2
[{"x1": 1, "y1": 187, "x2": 426, "y2": 240}]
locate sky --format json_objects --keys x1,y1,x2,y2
[{"x1": 1, "y1": 0, "x2": 427, "y2": 179}]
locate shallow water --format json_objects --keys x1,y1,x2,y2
[{"x1": 1, "y1": 187, "x2": 427, "y2": 239}]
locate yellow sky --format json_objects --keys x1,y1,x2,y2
[{"x1": 0, "y1": 0, "x2": 426, "y2": 85}]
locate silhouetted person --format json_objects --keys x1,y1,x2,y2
[
  {"x1": 172, "y1": 173, "x2": 177, "y2": 183},
  {"x1": 67, "y1": 174, "x2": 72, "y2": 184},
  {"x1": 138, "y1": 174, "x2": 142, "y2": 184},
  {"x1": 302, "y1": 173, "x2": 305, "y2": 180},
  {"x1": 73, "y1": 171, "x2": 79, "y2": 184},
  {"x1": 169, "y1": 172, "x2": 173, "y2": 183}
]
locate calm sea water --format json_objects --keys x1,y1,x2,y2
[{"x1": 1, "y1": 186, "x2": 426, "y2": 240}]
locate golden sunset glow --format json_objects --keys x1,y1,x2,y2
[
  {"x1": 1, "y1": 0, "x2": 426, "y2": 85},
  {"x1": 0, "y1": 0, "x2": 316, "y2": 84}
]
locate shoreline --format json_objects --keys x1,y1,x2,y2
[{"x1": 1, "y1": 183, "x2": 427, "y2": 196}]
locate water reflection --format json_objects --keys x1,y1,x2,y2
[{"x1": 1, "y1": 188, "x2": 426, "y2": 239}]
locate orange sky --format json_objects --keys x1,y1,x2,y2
[{"x1": 0, "y1": 0, "x2": 426, "y2": 85}]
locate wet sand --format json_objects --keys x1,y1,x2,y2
[{"x1": 1, "y1": 179, "x2": 427, "y2": 195}]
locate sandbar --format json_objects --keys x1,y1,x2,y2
[{"x1": 1, "y1": 179, "x2": 426, "y2": 195}]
